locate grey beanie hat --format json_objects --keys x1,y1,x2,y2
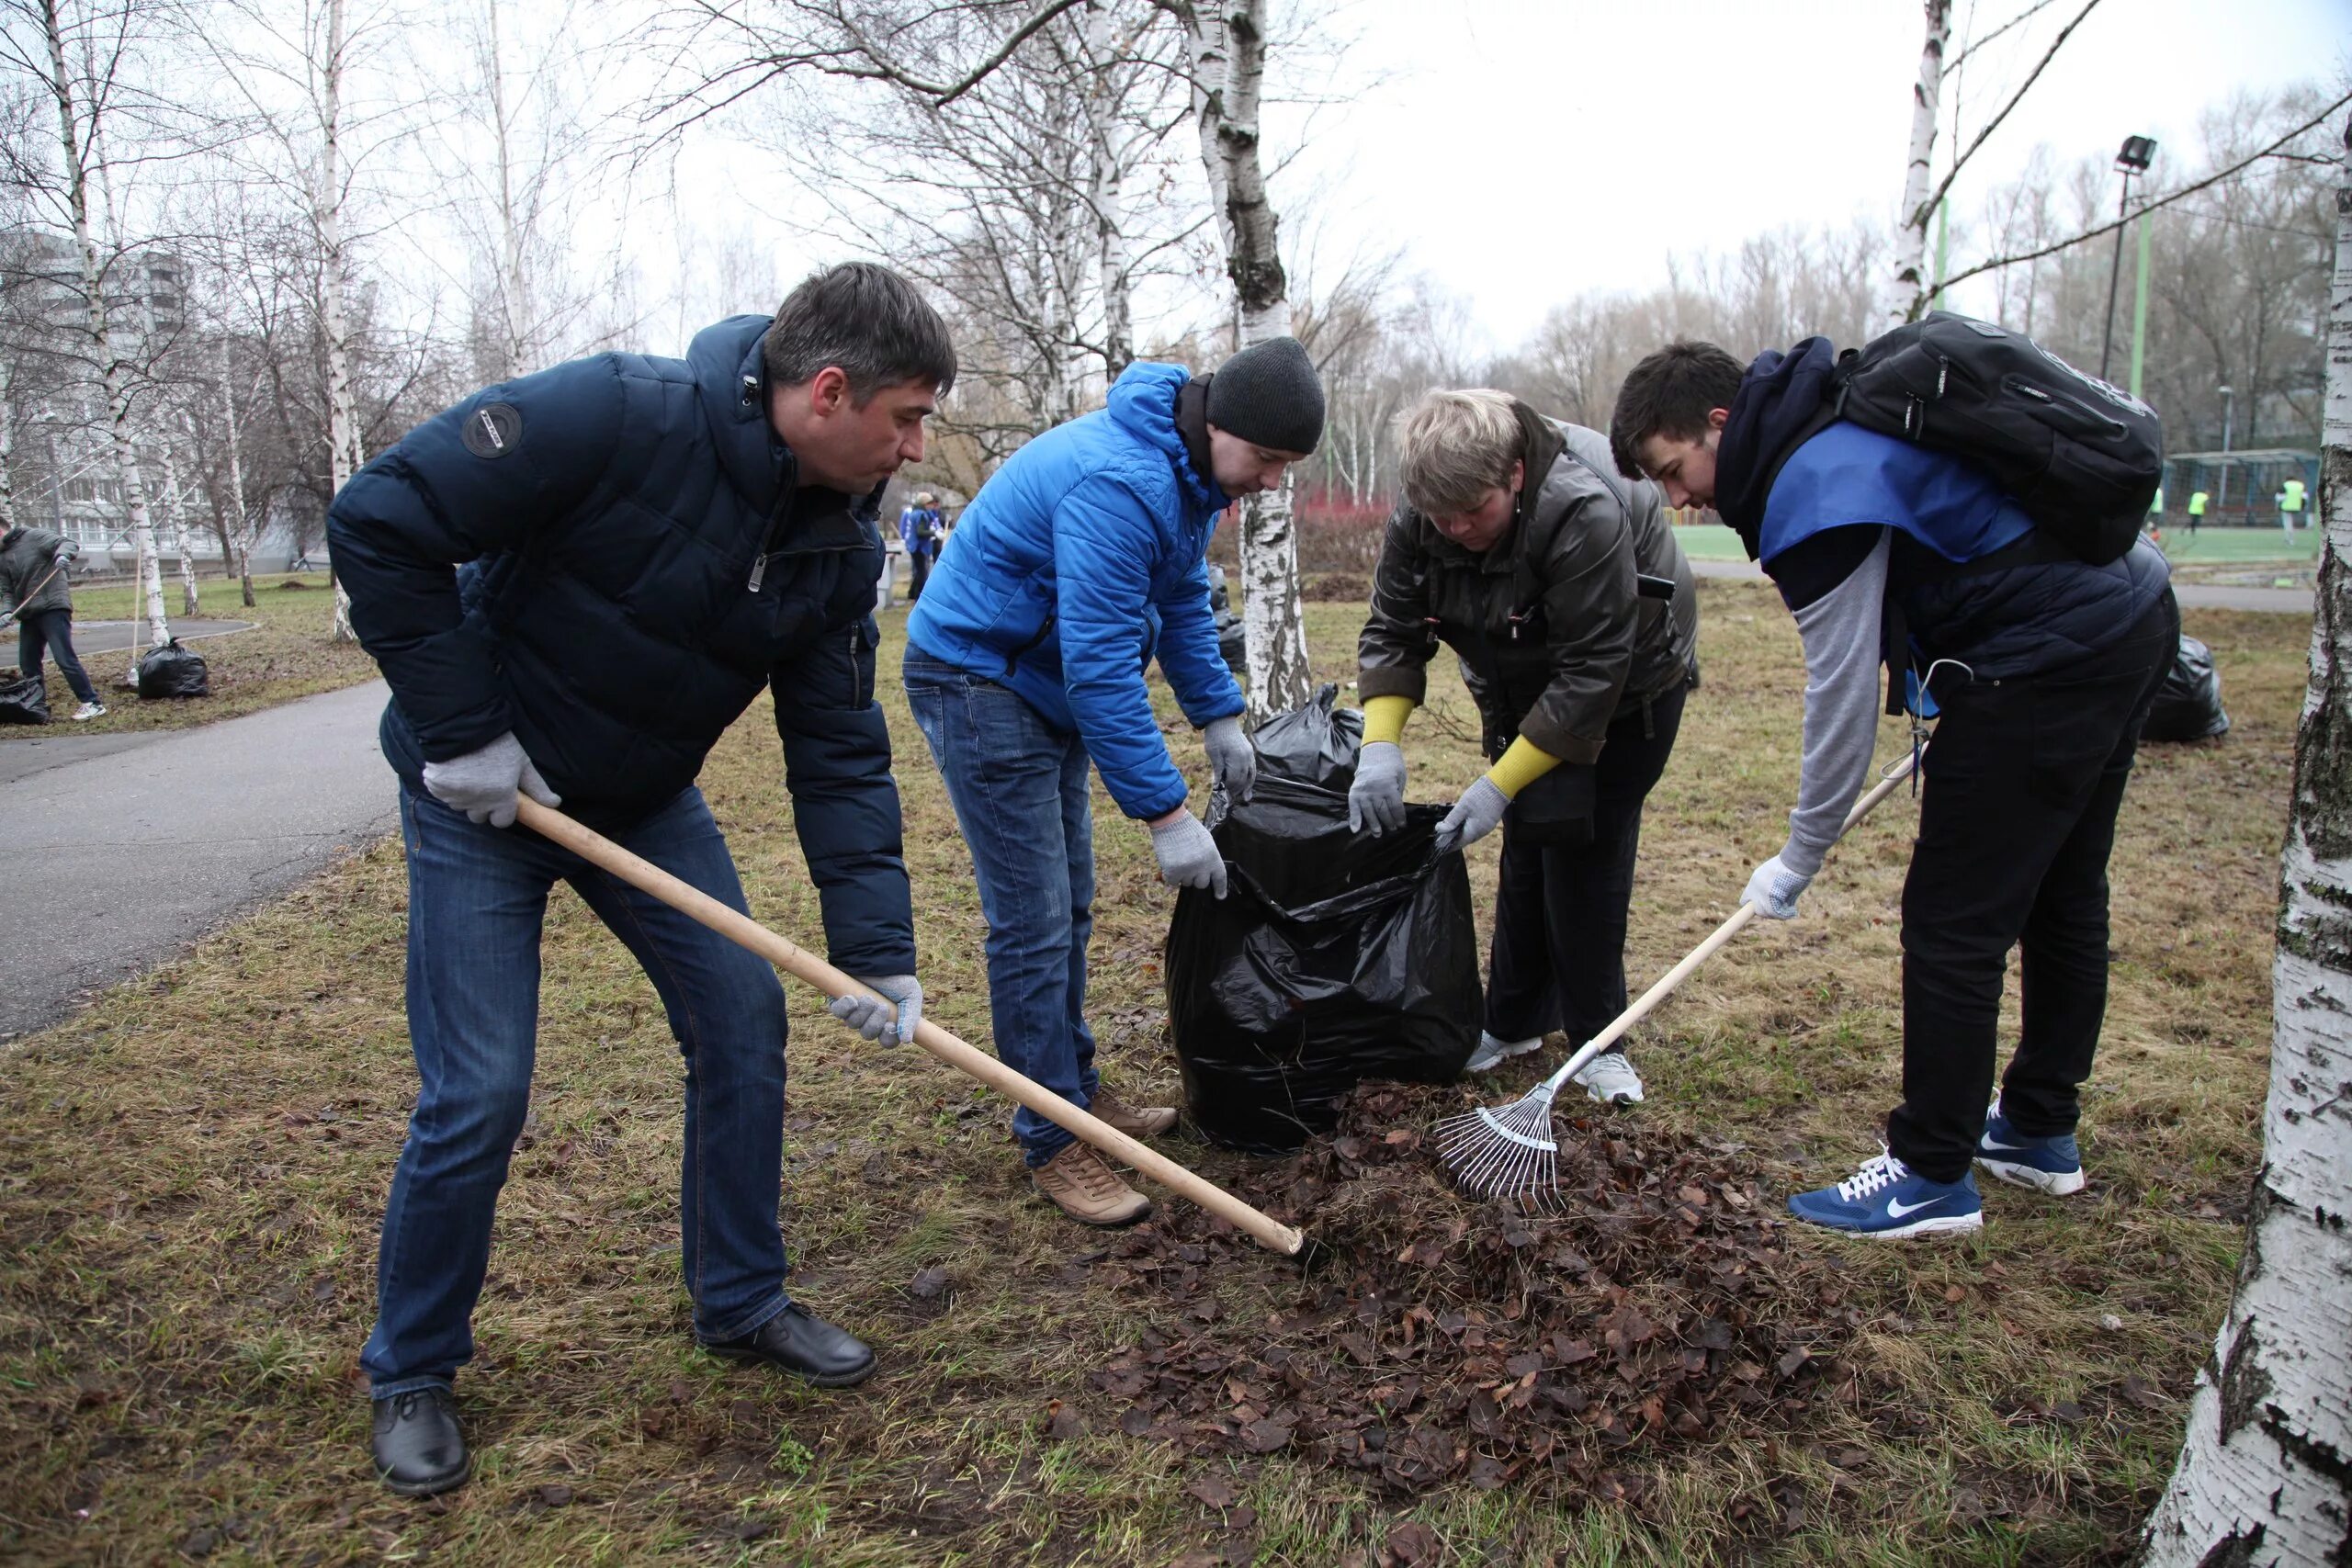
[{"x1": 1205, "y1": 335, "x2": 1324, "y2": 455}]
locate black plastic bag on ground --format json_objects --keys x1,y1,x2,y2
[
  {"x1": 1167, "y1": 686, "x2": 1481, "y2": 1153},
  {"x1": 136, "y1": 637, "x2": 210, "y2": 699},
  {"x1": 2143, "y1": 634, "x2": 2229, "y2": 743},
  {"x1": 0, "y1": 672, "x2": 50, "y2": 724}
]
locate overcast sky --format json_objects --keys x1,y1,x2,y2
[
  {"x1": 1266, "y1": 0, "x2": 2350, "y2": 348},
  {"x1": 645, "y1": 0, "x2": 2349, "y2": 359}
]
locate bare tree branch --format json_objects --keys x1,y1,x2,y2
[
  {"x1": 1915, "y1": 0, "x2": 2100, "y2": 230},
  {"x1": 1939, "y1": 89, "x2": 2352, "y2": 292},
  {"x1": 1940, "y1": 0, "x2": 2057, "y2": 77}
]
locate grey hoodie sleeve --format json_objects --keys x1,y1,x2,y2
[{"x1": 1781, "y1": 528, "x2": 1890, "y2": 877}]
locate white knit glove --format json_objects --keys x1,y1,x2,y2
[
  {"x1": 422, "y1": 731, "x2": 560, "y2": 829},
  {"x1": 828, "y1": 974, "x2": 923, "y2": 1046}
]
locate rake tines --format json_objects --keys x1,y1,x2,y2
[{"x1": 1435, "y1": 1078, "x2": 1565, "y2": 1208}]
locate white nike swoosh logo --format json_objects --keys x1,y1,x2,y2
[
  {"x1": 1980, "y1": 1140, "x2": 2034, "y2": 1153},
  {"x1": 1884, "y1": 1196, "x2": 1945, "y2": 1218}
]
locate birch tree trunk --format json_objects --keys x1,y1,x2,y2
[
  {"x1": 317, "y1": 0, "x2": 362, "y2": 643},
  {"x1": 1081, "y1": 3, "x2": 1136, "y2": 379},
  {"x1": 37, "y1": 0, "x2": 167, "y2": 656},
  {"x1": 0, "y1": 361, "x2": 16, "y2": 532},
  {"x1": 2139, "y1": 118, "x2": 2352, "y2": 1568},
  {"x1": 484, "y1": 0, "x2": 531, "y2": 379},
  {"x1": 217, "y1": 330, "x2": 256, "y2": 607},
  {"x1": 1182, "y1": 0, "x2": 1311, "y2": 721},
  {"x1": 1883, "y1": 0, "x2": 1951, "y2": 328},
  {"x1": 157, "y1": 436, "x2": 199, "y2": 616}
]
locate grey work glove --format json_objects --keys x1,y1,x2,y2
[
  {"x1": 1150, "y1": 809, "x2": 1228, "y2": 898},
  {"x1": 1433, "y1": 776, "x2": 1509, "y2": 856},
  {"x1": 1742, "y1": 852, "x2": 1814, "y2": 919},
  {"x1": 1347, "y1": 740, "x2": 1408, "y2": 835},
  {"x1": 1202, "y1": 715, "x2": 1256, "y2": 805},
  {"x1": 828, "y1": 974, "x2": 923, "y2": 1046},
  {"x1": 422, "y1": 730, "x2": 560, "y2": 829}
]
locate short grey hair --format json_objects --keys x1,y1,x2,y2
[
  {"x1": 763, "y1": 262, "x2": 957, "y2": 401},
  {"x1": 1396, "y1": 389, "x2": 1522, "y2": 516}
]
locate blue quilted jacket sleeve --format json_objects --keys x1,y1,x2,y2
[
  {"x1": 1152, "y1": 548, "x2": 1245, "y2": 726},
  {"x1": 326, "y1": 359, "x2": 627, "y2": 761},
  {"x1": 772, "y1": 618, "x2": 917, "y2": 977},
  {"x1": 1051, "y1": 474, "x2": 1192, "y2": 821}
]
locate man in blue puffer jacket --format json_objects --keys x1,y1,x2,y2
[
  {"x1": 1612, "y1": 339, "x2": 2176, "y2": 1242},
  {"x1": 905, "y1": 337, "x2": 1323, "y2": 1227},
  {"x1": 328, "y1": 264, "x2": 950, "y2": 1496}
]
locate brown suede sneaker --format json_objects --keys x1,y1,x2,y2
[
  {"x1": 1088, "y1": 1088, "x2": 1178, "y2": 1139},
  {"x1": 1031, "y1": 1143, "x2": 1152, "y2": 1227}
]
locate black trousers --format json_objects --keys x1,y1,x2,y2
[
  {"x1": 1484, "y1": 683, "x2": 1686, "y2": 1052},
  {"x1": 1890, "y1": 592, "x2": 2179, "y2": 1180},
  {"x1": 908, "y1": 550, "x2": 933, "y2": 601},
  {"x1": 18, "y1": 608, "x2": 97, "y2": 705}
]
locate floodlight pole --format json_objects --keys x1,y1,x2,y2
[
  {"x1": 2101, "y1": 136, "x2": 2157, "y2": 383},
  {"x1": 2218, "y1": 385, "x2": 2235, "y2": 510}
]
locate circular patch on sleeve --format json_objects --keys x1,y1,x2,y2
[{"x1": 461, "y1": 401, "x2": 523, "y2": 458}]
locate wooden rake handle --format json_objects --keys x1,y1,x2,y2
[
  {"x1": 515, "y1": 797, "x2": 1306, "y2": 1258},
  {"x1": 1544, "y1": 752, "x2": 1920, "y2": 1090}
]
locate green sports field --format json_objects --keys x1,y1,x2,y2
[{"x1": 1669, "y1": 521, "x2": 2320, "y2": 566}]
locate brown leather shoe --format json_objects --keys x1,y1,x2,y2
[
  {"x1": 1088, "y1": 1088, "x2": 1178, "y2": 1139},
  {"x1": 1032, "y1": 1143, "x2": 1152, "y2": 1227}
]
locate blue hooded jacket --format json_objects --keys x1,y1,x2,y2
[
  {"x1": 906, "y1": 362, "x2": 1246, "y2": 820},
  {"x1": 326, "y1": 314, "x2": 914, "y2": 976}
]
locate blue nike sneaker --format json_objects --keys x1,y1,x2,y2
[
  {"x1": 1974, "y1": 1109, "x2": 2086, "y2": 1195},
  {"x1": 1787, "y1": 1150, "x2": 1984, "y2": 1238}
]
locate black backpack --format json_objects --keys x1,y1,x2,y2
[{"x1": 1831, "y1": 311, "x2": 2161, "y2": 565}]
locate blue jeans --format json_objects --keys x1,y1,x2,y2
[
  {"x1": 362, "y1": 784, "x2": 791, "y2": 1397},
  {"x1": 903, "y1": 646, "x2": 1096, "y2": 1166},
  {"x1": 17, "y1": 609, "x2": 97, "y2": 705}
]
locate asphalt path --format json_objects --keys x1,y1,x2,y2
[
  {"x1": 1688, "y1": 557, "x2": 2312, "y2": 613},
  {"x1": 0, "y1": 679, "x2": 398, "y2": 1043},
  {"x1": 51, "y1": 617, "x2": 255, "y2": 655}
]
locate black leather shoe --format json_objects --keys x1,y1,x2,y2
[
  {"x1": 703, "y1": 1303, "x2": 876, "y2": 1387},
  {"x1": 370, "y1": 1388, "x2": 471, "y2": 1496}
]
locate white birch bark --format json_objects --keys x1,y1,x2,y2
[
  {"x1": 0, "y1": 360, "x2": 16, "y2": 532},
  {"x1": 38, "y1": 0, "x2": 167, "y2": 657},
  {"x1": 316, "y1": 0, "x2": 361, "y2": 642},
  {"x1": 1182, "y1": 0, "x2": 1311, "y2": 721},
  {"x1": 1080, "y1": 2, "x2": 1136, "y2": 378},
  {"x1": 217, "y1": 328, "x2": 256, "y2": 606},
  {"x1": 483, "y1": 0, "x2": 531, "y2": 379},
  {"x1": 157, "y1": 435, "x2": 199, "y2": 616},
  {"x1": 1882, "y1": 0, "x2": 1951, "y2": 329},
  {"x1": 2140, "y1": 123, "x2": 2352, "y2": 1568}
]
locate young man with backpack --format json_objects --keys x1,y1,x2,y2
[{"x1": 1610, "y1": 327, "x2": 2176, "y2": 1239}]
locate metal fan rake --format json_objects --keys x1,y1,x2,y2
[{"x1": 1436, "y1": 752, "x2": 1918, "y2": 1208}]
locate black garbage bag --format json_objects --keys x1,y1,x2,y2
[
  {"x1": 2143, "y1": 634, "x2": 2229, "y2": 743},
  {"x1": 136, "y1": 637, "x2": 210, "y2": 699},
  {"x1": 1167, "y1": 686, "x2": 1481, "y2": 1153},
  {"x1": 0, "y1": 672, "x2": 51, "y2": 724}
]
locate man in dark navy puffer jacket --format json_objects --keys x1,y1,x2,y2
[
  {"x1": 328, "y1": 264, "x2": 952, "y2": 1497},
  {"x1": 1611, "y1": 338, "x2": 2176, "y2": 1243}
]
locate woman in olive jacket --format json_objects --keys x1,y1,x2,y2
[{"x1": 1351, "y1": 389, "x2": 1696, "y2": 1102}]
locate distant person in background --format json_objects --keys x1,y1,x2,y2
[
  {"x1": 2187, "y1": 489, "x2": 2208, "y2": 536},
  {"x1": 899, "y1": 491, "x2": 943, "y2": 602},
  {"x1": 0, "y1": 523, "x2": 106, "y2": 720},
  {"x1": 2279, "y1": 477, "x2": 2306, "y2": 538}
]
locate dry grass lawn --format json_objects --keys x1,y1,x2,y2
[
  {"x1": 1, "y1": 573, "x2": 379, "y2": 736},
  {"x1": 0, "y1": 581, "x2": 2304, "y2": 1565}
]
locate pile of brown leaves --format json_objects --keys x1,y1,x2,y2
[{"x1": 1090, "y1": 1085, "x2": 1867, "y2": 1499}]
